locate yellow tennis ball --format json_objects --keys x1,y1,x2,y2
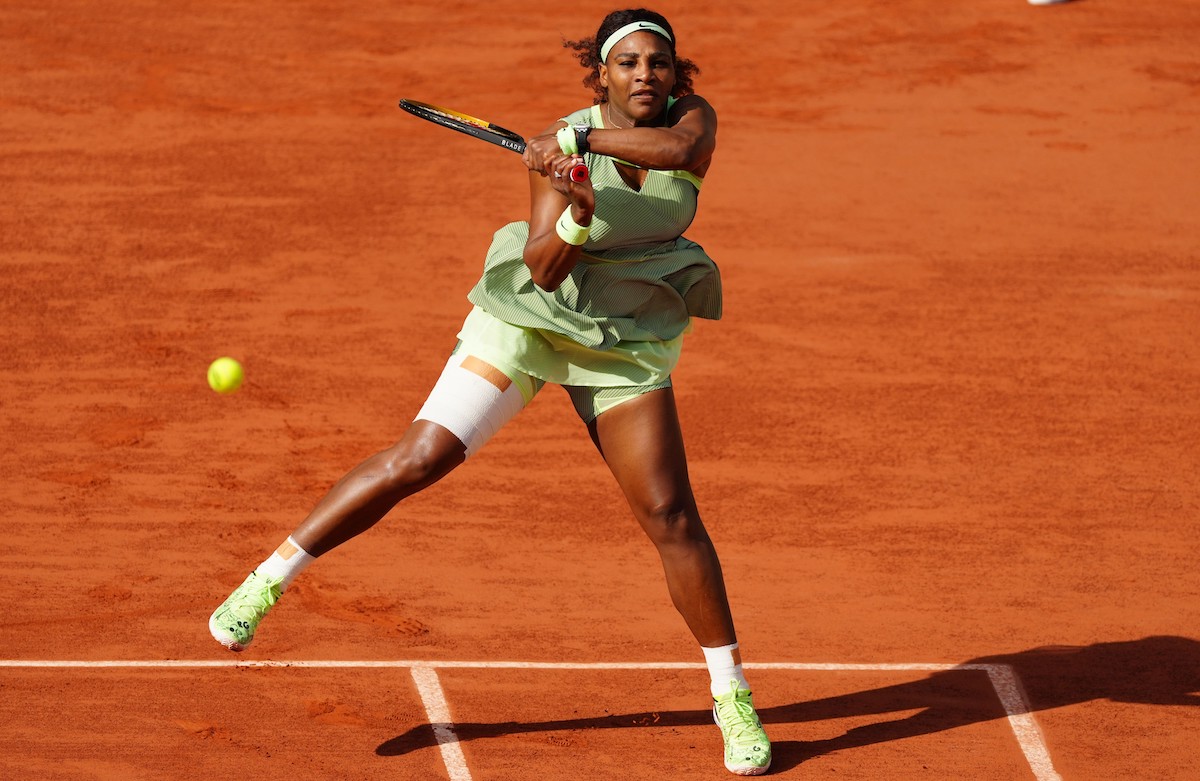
[{"x1": 207, "y1": 357, "x2": 244, "y2": 394}]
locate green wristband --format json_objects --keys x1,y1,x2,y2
[
  {"x1": 555, "y1": 206, "x2": 590, "y2": 246},
  {"x1": 556, "y1": 125, "x2": 578, "y2": 155}
]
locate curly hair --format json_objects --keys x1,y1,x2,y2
[{"x1": 563, "y1": 9, "x2": 700, "y2": 104}]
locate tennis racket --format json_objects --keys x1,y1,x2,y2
[{"x1": 398, "y1": 99, "x2": 588, "y2": 183}]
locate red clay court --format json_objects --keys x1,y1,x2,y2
[{"x1": 2, "y1": 1, "x2": 1197, "y2": 779}]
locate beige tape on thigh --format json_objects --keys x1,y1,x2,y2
[{"x1": 460, "y1": 355, "x2": 512, "y2": 391}]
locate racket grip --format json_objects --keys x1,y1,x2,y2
[{"x1": 569, "y1": 163, "x2": 589, "y2": 183}]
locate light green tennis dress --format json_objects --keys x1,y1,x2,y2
[{"x1": 457, "y1": 101, "x2": 721, "y2": 418}]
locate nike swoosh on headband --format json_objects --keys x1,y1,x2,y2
[{"x1": 600, "y1": 21, "x2": 673, "y2": 63}]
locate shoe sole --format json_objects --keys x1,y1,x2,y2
[{"x1": 208, "y1": 614, "x2": 248, "y2": 652}]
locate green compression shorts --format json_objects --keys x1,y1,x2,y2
[{"x1": 451, "y1": 341, "x2": 671, "y2": 424}]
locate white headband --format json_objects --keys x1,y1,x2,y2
[{"x1": 599, "y1": 21, "x2": 673, "y2": 63}]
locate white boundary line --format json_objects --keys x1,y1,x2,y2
[
  {"x1": 0, "y1": 660, "x2": 1060, "y2": 781},
  {"x1": 410, "y1": 666, "x2": 472, "y2": 781},
  {"x1": 983, "y1": 664, "x2": 1062, "y2": 781}
]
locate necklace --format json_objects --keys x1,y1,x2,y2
[
  {"x1": 604, "y1": 101, "x2": 650, "y2": 176},
  {"x1": 604, "y1": 100, "x2": 668, "y2": 130},
  {"x1": 604, "y1": 101, "x2": 632, "y2": 129}
]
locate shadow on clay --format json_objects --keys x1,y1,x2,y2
[{"x1": 376, "y1": 636, "x2": 1200, "y2": 771}]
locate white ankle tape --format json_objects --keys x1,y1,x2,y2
[
  {"x1": 414, "y1": 352, "x2": 528, "y2": 458},
  {"x1": 256, "y1": 536, "x2": 315, "y2": 591},
  {"x1": 703, "y1": 642, "x2": 749, "y2": 697}
]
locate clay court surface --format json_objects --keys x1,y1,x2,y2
[{"x1": 2, "y1": 0, "x2": 1198, "y2": 778}]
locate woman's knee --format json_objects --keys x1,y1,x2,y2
[
  {"x1": 376, "y1": 425, "x2": 464, "y2": 494},
  {"x1": 635, "y1": 496, "x2": 708, "y2": 548}
]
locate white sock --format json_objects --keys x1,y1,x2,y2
[
  {"x1": 255, "y1": 536, "x2": 315, "y2": 591},
  {"x1": 703, "y1": 642, "x2": 751, "y2": 698}
]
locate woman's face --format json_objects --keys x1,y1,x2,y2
[{"x1": 599, "y1": 31, "x2": 676, "y2": 125}]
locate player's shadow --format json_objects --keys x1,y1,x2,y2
[{"x1": 376, "y1": 635, "x2": 1200, "y2": 771}]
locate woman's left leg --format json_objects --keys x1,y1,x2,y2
[
  {"x1": 585, "y1": 385, "x2": 771, "y2": 776},
  {"x1": 586, "y1": 386, "x2": 735, "y2": 647}
]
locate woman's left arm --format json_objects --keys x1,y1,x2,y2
[{"x1": 588, "y1": 95, "x2": 717, "y2": 176}]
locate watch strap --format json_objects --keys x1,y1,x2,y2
[{"x1": 573, "y1": 124, "x2": 591, "y2": 155}]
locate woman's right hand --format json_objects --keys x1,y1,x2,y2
[
  {"x1": 546, "y1": 154, "x2": 594, "y2": 212},
  {"x1": 521, "y1": 139, "x2": 595, "y2": 292}
]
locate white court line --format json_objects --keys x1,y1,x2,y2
[
  {"x1": 0, "y1": 659, "x2": 1060, "y2": 781},
  {"x1": 410, "y1": 666, "x2": 472, "y2": 781},
  {"x1": 984, "y1": 665, "x2": 1063, "y2": 781}
]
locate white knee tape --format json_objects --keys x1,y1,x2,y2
[{"x1": 414, "y1": 353, "x2": 527, "y2": 458}]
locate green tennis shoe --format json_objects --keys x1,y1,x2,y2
[
  {"x1": 208, "y1": 571, "x2": 283, "y2": 652},
  {"x1": 713, "y1": 681, "x2": 772, "y2": 776}
]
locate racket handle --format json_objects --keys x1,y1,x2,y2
[{"x1": 569, "y1": 163, "x2": 589, "y2": 183}]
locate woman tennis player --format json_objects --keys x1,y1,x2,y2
[{"x1": 210, "y1": 8, "x2": 771, "y2": 775}]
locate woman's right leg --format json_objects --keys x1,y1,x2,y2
[
  {"x1": 209, "y1": 350, "x2": 537, "y2": 651},
  {"x1": 290, "y1": 420, "x2": 466, "y2": 556}
]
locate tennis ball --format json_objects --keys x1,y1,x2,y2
[{"x1": 207, "y1": 357, "x2": 244, "y2": 394}]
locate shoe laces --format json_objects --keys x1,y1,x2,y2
[
  {"x1": 715, "y1": 682, "x2": 761, "y2": 745},
  {"x1": 228, "y1": 573, "x2": 281, "y2": 621}
]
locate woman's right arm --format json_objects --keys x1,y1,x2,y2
[{"x1": 520, "y1": 125, "x2": 594, "y2": 292}]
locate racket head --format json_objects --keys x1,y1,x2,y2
[{"x1": 398, "y1": 99, "x2": 526, "y2": 153}]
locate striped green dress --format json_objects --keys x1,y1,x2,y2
[{"x1": 459, "y1": 102, "x2": 721, "y2": 389}]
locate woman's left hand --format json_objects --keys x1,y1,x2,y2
[{"x1": 522, "y1": 131, "x2": 566, "y2": 176}]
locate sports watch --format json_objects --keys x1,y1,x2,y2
[{"x1": 572, "y1": 124, "x2": 592, "y2": 155}]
